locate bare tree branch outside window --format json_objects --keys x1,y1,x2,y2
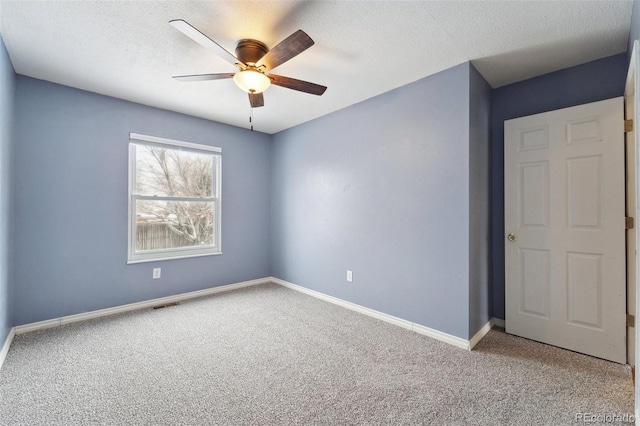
[{"x1": 134, "y1": 146, "x2": 215, "y2": 251}]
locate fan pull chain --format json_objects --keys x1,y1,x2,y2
[{"x1": 249, "y1": 107, "x2": 254, "y2": 132}]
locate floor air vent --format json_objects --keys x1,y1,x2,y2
[{"x1": 152, "y1": 302, "x2": 179, "y2": 310}]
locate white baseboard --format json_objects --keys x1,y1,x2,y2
[
  {"x1": 466, "y1": 318, "x2": 507, "y2": 349},
  {"x1": 411, "y1": 322, "x2": 472, "y2": 350},
  {"x1": 469, "y1": 320, "x2": 493, "y2": 350},
  {"x1": 7, "y1": 277, "x2": 499, "y2": 361},
  {"x1": 271, "y1": 277, "x2": 483, "y2": 351},
  {"x1": 492, "y1": 318, "x2": 506, "y2": 328},
  {"x1": 14, "y1": 277, "x2": 271, "y2": 335},
  {"x1": 0, "y1": 327, "x2": 15, "y2": 371}
]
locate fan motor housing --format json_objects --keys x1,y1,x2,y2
[{"x1": 235, "y1": 39, "x2": 269, "y2": 65}]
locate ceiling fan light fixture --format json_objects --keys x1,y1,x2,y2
[{"x1": 233, "y1": 70, "x2": 271, "y2": 94}]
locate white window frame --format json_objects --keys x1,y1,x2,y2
[{"x1": 127, "y1": 133, "x2": 222, "y2": 264}]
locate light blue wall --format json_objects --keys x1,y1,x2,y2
[
  {"x1": 271, "y1": 63, "x2": 482, "y2": 339},
  {"x1": 12, "y1": 76, "x2": 272, "y2": 325},
  {"x1": 0, "y1": 35, "x2": 15, "y2": 344},
  {"x1": 468, "y1": 64, "x2": 491, "y2": 335},
  {"x1": 490, "y1": 53, "x2": 628, "y2": 320},
  {"x1": 13, "y1": 61, "x2": 492, "y2": 340}
]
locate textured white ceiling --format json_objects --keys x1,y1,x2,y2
[{"x1": 0, "y1": 0, "x2": 633, "y2": 134}]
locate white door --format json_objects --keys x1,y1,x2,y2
[{"x1": 505, "y1": 97, "x2": 626, "y2": 363}]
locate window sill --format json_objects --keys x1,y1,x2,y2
[{"x1": 127, "y1": 251, "x2": 222, "y2": 264}]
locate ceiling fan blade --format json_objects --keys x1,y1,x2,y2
[
  {"x1": 249, "y1": 92, "x2": 265, "y2": 108},
  {"x1": 256, "y1": 30, "x2": 314, "y2": 71},
  {"x1": 173, "y1": 73, "x2": 235, "y2": 82},
  {"x1": 269, "y1": 74, "x2": 327, "y2": 96},
  {"x1": 170, "y1": 19, "x2": 242, "y2": 67}
]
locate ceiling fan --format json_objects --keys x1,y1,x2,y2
[{"x1": 170, "y1": 19, "x2": 327, "y2": 108}]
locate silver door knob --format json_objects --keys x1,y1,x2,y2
[{"x1": 507, "y1": 233, "x2": 517, "y2": 242}]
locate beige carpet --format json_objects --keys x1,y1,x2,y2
[{"x1": 0, "y1": 283, "x2": 634, "y2": 425}]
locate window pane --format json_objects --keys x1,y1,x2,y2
[
  {"x1": 135, "y1": 200, "x2": 215, "y2": 251},
  {"x1": 135, "y1": 145, "x2": 213, "y2": 197}
]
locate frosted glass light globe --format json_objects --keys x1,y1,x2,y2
[{"x1": 233, "y1": 70, "x2": 271, "y2": 94}]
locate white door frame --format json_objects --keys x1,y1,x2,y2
[{"x1": 626, "y1": 39, "x2": 640, "y2": 422}]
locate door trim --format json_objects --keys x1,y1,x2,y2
[{"x1": 625, "y1": 38, "x2": 640, "y2": 421}]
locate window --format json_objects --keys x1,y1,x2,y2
[{"x1": 128, "y1": 133, "x2": 221, "y2": 263}]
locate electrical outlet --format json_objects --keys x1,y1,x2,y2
[
  {"x1": 153, "y1": 268, "x2": 161, "y2": 279},
  {"x1": 347, "y1": 270, "x2": 353, "y2": 282}
]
